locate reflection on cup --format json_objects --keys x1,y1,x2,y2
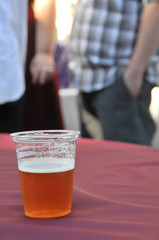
[{"x1": 11, "y1": 130, "x2": 80, "y2": 218}]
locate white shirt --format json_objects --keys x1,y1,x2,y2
[{"x1": 0, "y1": 0, "x2": 28, "y2": 104}]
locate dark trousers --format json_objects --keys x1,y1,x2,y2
[
  {"x1": 0, "y1": 96, "x2": 24, "y2": 133},
  {"x1": 81, "y1": 73, "x2": 156, "y2": 146}
]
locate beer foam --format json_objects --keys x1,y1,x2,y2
[{"x1": 18, "y1": 158, "x2": 74, "y2": 173}]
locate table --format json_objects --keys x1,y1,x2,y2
[{"x1": 0, "y1": 134, "x2": 159, "y2": 240}]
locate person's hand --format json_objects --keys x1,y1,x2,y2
[
  {"x1": 30, "y1": 52, "x2": 55, "y2": 85},
  {"x1": 123, "y1": 68, "x2": 143, "y2": 98}
]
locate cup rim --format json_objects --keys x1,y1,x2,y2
[{"x1": 10, "y1": 130, "x2": 80, "y2": 142}]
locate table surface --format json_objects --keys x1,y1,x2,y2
[{"x1": 0, "y1": 134, "x2": 159, "y2": 240}]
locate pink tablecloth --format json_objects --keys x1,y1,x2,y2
[{"x1": 0, "y1": 134, "x2": 159, "y2": 240}]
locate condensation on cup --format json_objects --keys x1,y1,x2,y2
[{"x1": 11, "y1": 130, "x2": 80, "y2": 218}]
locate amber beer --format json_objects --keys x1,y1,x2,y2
[
  {"x1": 18, "y1": 159, "x2": 74, "y2": 218},
  {"x1": 11, "y1": 130, "x2": 80, "y2": 218}
]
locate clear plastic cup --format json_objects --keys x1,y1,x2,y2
[{"x1": 11, "y1": 130, "x2": 80, "y2": 218}]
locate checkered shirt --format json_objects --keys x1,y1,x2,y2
[{"x1": 68, "y1": 0, "x2": 159, "y2": 92}]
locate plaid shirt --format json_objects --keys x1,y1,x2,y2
[{"x1": 68, "y1": 0, "x2": 159, "y2": 92}]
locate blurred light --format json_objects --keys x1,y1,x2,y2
[
  {"x1": 150, "y1": 87, "x2": 159, "y2": 121},
  {"x1": 33, "y1": 0, "x2": 50, "y2": 15},
  {"x1": 56, "y1": 0, "x2": 73, "y2": 41}
]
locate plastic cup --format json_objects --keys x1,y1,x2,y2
[{"x1": 11, "y1": 130, "x2": 80, "y2": 218}]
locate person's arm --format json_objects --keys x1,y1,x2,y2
[
  {"x1": 124, "y1": 1, "x2": 159, "y2": 97},
  {"x1": 30, "y1": 0, "x2": 56, "y2": 85}
]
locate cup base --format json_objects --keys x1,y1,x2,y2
[{"x1": 25, "y1": 209, "x2": 71, "y2": 218}]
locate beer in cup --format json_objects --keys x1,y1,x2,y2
[{"x1": 11, "y1": 130, "x2": 80, "y2": 218}]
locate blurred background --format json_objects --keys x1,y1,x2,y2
[{"x1": 35, "y1": 0, "x2": 159, "y2": 148}]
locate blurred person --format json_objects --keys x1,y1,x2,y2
[
  {"x1": 22, "y1": 0, "x2": 64, "y2": 131},
  {"x1": 0, "y1": 1, "x2": 28, "y2": 133},
  {"x1": 29, "y1": 0, "x2": 56, "y2": 86},
  {"x1": 0, "y1": 0, "x2": 58, "y2": 133},
  {"x1": 68, "y1": 0, "x2": 159, "y2": 145}
]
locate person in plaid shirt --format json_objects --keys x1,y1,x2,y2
[{"x1": 68, "y1": 0, "x2": 159, "y2": 145}]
